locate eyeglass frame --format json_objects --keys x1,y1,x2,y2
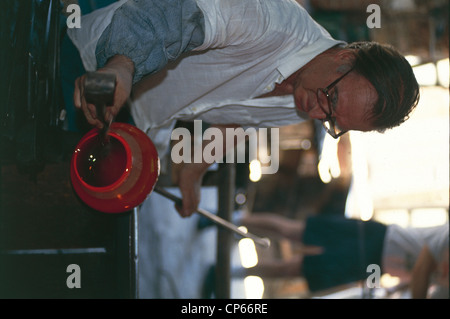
[{"x1": 317, "y1": 68, "x2": 353, "y2": 139}]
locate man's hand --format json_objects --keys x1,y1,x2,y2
[
  {"x1": 172, "y1": 124, "x2": 241, "y2": 217},
  {"x1": 173, "y1": 161, "x2": 208, "y2": 218},
  {"x1": 74, "y1": 55, "x2": 135, "y2": 128}
]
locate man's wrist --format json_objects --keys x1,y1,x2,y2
[{"x1": 104, "y1": 55, "x2": 135, "y2": 78}]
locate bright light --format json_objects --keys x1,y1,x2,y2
[
  {"x1": 413, "y1": 62, "x2": 438, "y2": 86},
  {"x1": 317, "y1": 160, "x2": 331, "y2": 184},
  {"x1": 405, "y1": 55, "x2": 421, "y2": 66},
  {"x1": 406, "y1": 57, "x2": 449, "y2": 87},
  {"x1": 238, "y1": 226, "x2": 248, "y2": 234},
  {"x1": 244, "y1": 276, "x2": 264, "y2": 299},
  {"x1": 238, "y1": 235, "x2": 258, "y2": 268},
  {"x1": 381, "y1": 274, "x2": 401, "y2": 288},
  {"x1": 249, "y1": 159, "x2": 262, "y2": 182},
  {"x1": 437, "y1": 58, "x2": 449, "y2": 87},
  {"x1": 345, "y1": 86, "x2": 449, "y2": 224},
  {"x1": 410, "y1": 208, "x2": 449, "y2": 228},
  {"x1": 318, "y1": 134, "x2": 341, "y2": 184},
  {"x1": 360, "y1": 209, "x2": 374, "y2": 221}
]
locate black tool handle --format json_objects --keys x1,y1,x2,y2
[
  {"x1": 84, "y1": 72, "x2": 116, "y2": 139},
  {"x1": 84, "y1": 72, "x2": 116, "y2": 106}
]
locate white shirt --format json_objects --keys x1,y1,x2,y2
[
  {"x1": 69, "y1": 0, "x2": 344, "y2": 157},
  {"x1": 382, "y1": 223, "x2": 449, "y2": 293}
]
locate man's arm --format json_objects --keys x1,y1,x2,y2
[
  {"x1": 74, "y1": 0, "x2": 205, "y2": 128},
  {"x1": 410, "y1": 245, "x2": 437, "y2": 298},
  {"x1": 173, "y1": 124, "x2": 241, "y2": 217},
  {"x1": 96, "y1": 0, "x2": 205, "y2": 84},
  {"x1": 75, "y1": 67, "x2": 238, "y2": 217}
]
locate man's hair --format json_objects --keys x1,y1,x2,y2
[{"x1": 345, "y1": 42, "x2": 420, "y2": 132}]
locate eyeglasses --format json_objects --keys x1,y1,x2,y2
[{"x1": 317, "y1": 68, "x2": 353, "y2": 139}]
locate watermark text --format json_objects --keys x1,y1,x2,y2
[{"x1": 171, "y1": 120, "x2": 279, "y2": 175}]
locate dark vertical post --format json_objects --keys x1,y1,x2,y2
[
  {"x1": 130, "y1": 207, "x2": 139, "y2": 298},
  {"x1": 116, "y1": 208, "x2": 139, "y2": 299},
  {"x1": 214, "y1": 163, "x2": 235, "y2": 298}
]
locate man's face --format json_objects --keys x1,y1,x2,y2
[{"x1": 292, "y1": 52, "x2": 379, "y2": 133}]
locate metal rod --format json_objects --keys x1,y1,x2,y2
[
  {"x1": 130, "y1": 206, "x2": 139, "y2": 299},
  {"x1": 153, "y1": 186, "x2": 270, "y2": 248},
  {"x1": 215, "y1": 163, "x2": 234, "y2": 299}
]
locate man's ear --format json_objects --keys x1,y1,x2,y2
[
  {"x1": 334, "y1": 49, "x2": 355, "y2": 73},
  {"x1": 334, "y1": 48, "x2": 356, "y2": 64}
]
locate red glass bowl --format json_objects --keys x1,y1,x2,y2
[{"x1": 70, "y1": 122, "x2": 160, "y2": 213}]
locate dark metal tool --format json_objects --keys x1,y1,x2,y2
[
  {"x1": 153, "y1": 186, "x2": 271, "y2": 248},
  {"x1": 83, "y1": 72, "x2": 116, "y2": 140}
]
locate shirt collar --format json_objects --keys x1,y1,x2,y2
[{"x1": 277, "y1": 38, "x2": 347, "y2": 79}]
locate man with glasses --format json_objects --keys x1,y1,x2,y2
[
  {"x1": 67, "y1": 0, "x2": 420, "y2": 217},
  {"x1": 314, "y1": 68, "x2": 354, "y2": 139}
]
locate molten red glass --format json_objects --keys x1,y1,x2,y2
[
  {"x1": 75, "y1": 136, "x2": 128, "y2": 188},
  {"x1": 70, "y1": 123, "x2": 160, "y2": 213}
]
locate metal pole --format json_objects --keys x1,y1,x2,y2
[
  {"x1": 130, "y1": 206, "x2": 139, "y2": 299},
  {"x1": 214, "y1": 163, "x2": 235, "y2": 299}
]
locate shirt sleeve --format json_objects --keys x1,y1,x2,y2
[
  {"x1": 95, "y1": 0, "x2": 205, "y2": 83},
  {"x1": 194, "y1": 0, "x2": 270, "y2": 50}
]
